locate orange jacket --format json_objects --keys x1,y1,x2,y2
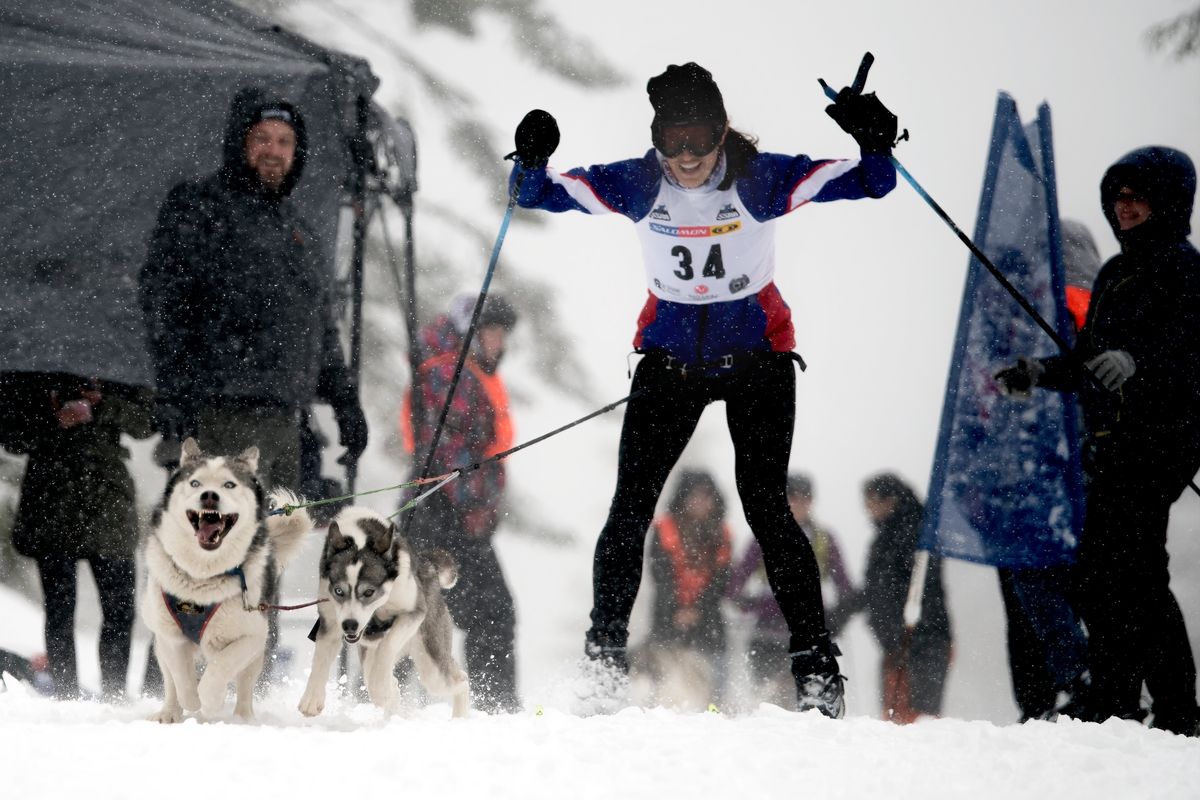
[{"x1": 654, "y1": 516, "x2": 731, "y2": 608}]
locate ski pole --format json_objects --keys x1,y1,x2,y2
[
  {"x1": 820, "y1": 52, "x2": 1071, "y2": 355},
  {"x1": 411, "y1": 170, "x2": 526, "y2": 492},
  {"x1": 821, "y1": 54, "x2": 1200, "y2": 499}
]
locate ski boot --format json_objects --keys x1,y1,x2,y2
[
  {"x1": 790, "y1": 635, "x2": 845, "y2": 719},
  {"x1": 572, "y1": 630, "x2": 630, "y2": 716}
]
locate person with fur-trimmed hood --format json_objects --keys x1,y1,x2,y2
[
  {"x1": 139, "y1": 86, "x2": 366, "y2": 490},
  {"x1": 996, "y1": 146, "x2": 1200, "y2": 735}
]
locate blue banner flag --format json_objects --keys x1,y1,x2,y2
[{"x1": 917, "y1": 94, "x2": 1085, "y2": 568}]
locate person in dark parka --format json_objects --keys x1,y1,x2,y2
[
  {"x1": 861, "y1": 473, "x2": 951, "y2": 723},
  {"x1": 138, "y1": 86, "x2": 366, "y2": 489},
  {"x1": 1, "y1": 373, "x2": 152, "y2": 699},
  {"x1": 139, "y1": 86, "x2": 367, "y2": 689},
  {"x1": 997, "y1": 146, "x2": 1200, "y2": 735}
]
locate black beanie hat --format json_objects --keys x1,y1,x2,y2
[{"x1": 647, "y1": 62, "x2": 727, "y2": 128}]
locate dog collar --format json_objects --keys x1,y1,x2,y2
[
  {"x1": 226, "y1": 566, "x2": 247, "y2": 591},
  {"x1": 224, "y1": 565, "x2": 255, "y2": 610}
]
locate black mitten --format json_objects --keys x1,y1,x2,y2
[
  {"x1": 825, "y1": 89, "x2": 898, "y2": 152},
  {"x1": 508, "y1": 109, "x2": 560, "y2": 168}
]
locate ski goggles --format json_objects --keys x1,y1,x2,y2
[{"x1": 652, "y1": 121, "x2": 724, "y2": 158}]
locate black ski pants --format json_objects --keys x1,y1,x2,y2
[
  {"x1": 36, "y1": 555, "x2": 136, "y2": 699},
  {"x1": 1074, "y1": 431, "x2": 1200, "y2": 731},
  {"x1": 588, "y1": 351, "x2": 827, "y2": 653}
]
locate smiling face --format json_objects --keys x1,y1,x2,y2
[
  {"x1": 658, "y1": 122, "x2": 728, "y2": 189},
  {"x1": 1113, "y1": 185, "x2": 1152, "y2": 231},
  {"x1": 244, "y1": 119, "x2": 297, "y2": 190}
]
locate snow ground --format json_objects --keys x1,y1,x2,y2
[
  {"x1": 2, "y1": 581, "x2": 1199, "y2": 800},
  {"x1": 3, "y1": 671, "x2": 1198, "y2": 800}
]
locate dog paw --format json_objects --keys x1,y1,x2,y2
[
  {"x1": 298, "y1": 689, "x2": 326, "y2": 717},
  {"x1": 149, "y1": 706, "x2": 185, "y2": 724},
  {"x1": 199, "y1": 692, "x2": 228, "y2": 720}
]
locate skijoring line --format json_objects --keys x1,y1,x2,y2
[
  {"x1": 267, "y1": 390, "x2": 643, "y2": 518},
  {"x1": 388, "y1": 388, "x2": 645, "y2": 520},
  {"x1": 266, "y1": 474, "x2": 448, "y2": 517}
]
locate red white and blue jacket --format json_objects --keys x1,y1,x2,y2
[{"x1": 512, "y1": 148, "x2": 895, "y2": 367}]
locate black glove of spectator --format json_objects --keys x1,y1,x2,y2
[
  {"x1": 826, "y1": 88, "x2": 898, "y2": 152},
  {"x1": 507, "y1": 109, "x2": 560, "y2": 168},
  {"x1": 335, "y1": 400, "x2": 368, "y2": 463},
  {"x1": 995, "y1": 358, "x2": 1045, "y2": 398}
]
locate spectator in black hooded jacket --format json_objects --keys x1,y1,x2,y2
[
  {"x1": 138, "y1": 87, "x2": 367, "y2": 688},
  {"x1": 997, "y1": 146, "x2": 1200, "y2": 736},
  {"x1": 138, "y1": 86, "x2": 367, "y2": 489},
  {"x1": 861, "y1": 473, "x2": 951, "y2": 723}
]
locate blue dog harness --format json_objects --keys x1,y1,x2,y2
[{"x1": 161, "y1": 567, "x2": 248, "y2": 645}]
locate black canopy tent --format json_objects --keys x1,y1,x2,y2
[
  {"x1": 0, "y1": 0, "x2": 416, "y2": 394},
  {"x1": 0, "y1": 0, "x2": 418, "y2": 486}
]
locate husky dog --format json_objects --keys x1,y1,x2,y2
[
  {"x1": 298, "y1": 506, "x2": 469, "y2": 718},
  {"x1": 140, "y1": 438, "x2": 311, "y2": 723}
]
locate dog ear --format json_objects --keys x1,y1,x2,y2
[
  {"x1": 324, "y1": 521, "x2": 354, "y2": 556},
  {"x1": 235, "y1": 446, "x2": 260, "y2": 473},
  {"x1": 365, "y1": 520, "x2": 394, "y2": 556},
  {"x1": 180, "y1": 437, "x2": 203, "y2": 464}
]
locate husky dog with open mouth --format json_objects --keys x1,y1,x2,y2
[
  {"x1": 299, "y1": 506, "x2": 469, "y2": 718},
  {"x1": 140, "y1": 438, "x2": 311, "y2": 723}
]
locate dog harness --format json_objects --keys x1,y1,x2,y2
[
  {"x1": 161, "y1": 567, "x2": 248, "y2": 645},
  {"x1": 161, "y1": 592, "x2": 221, "y2": 645}
]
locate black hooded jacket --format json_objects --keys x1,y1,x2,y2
[
  {"x1": 863, "y1": 487, "x2": 950, "y2": 654},
  {"x1": 1040, "y1": 146, "x2": 1200, "y2": 448},
  {"x1": 139, "y1": 88, "x2": 356, "y2": 414}
]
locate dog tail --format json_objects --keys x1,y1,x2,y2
[
  {"x1": 422, "y1": 548, "x2": 459, "y2": 590},
  {"x1": 266, "y1": 489, "x2": 312, "y2": 569}
]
